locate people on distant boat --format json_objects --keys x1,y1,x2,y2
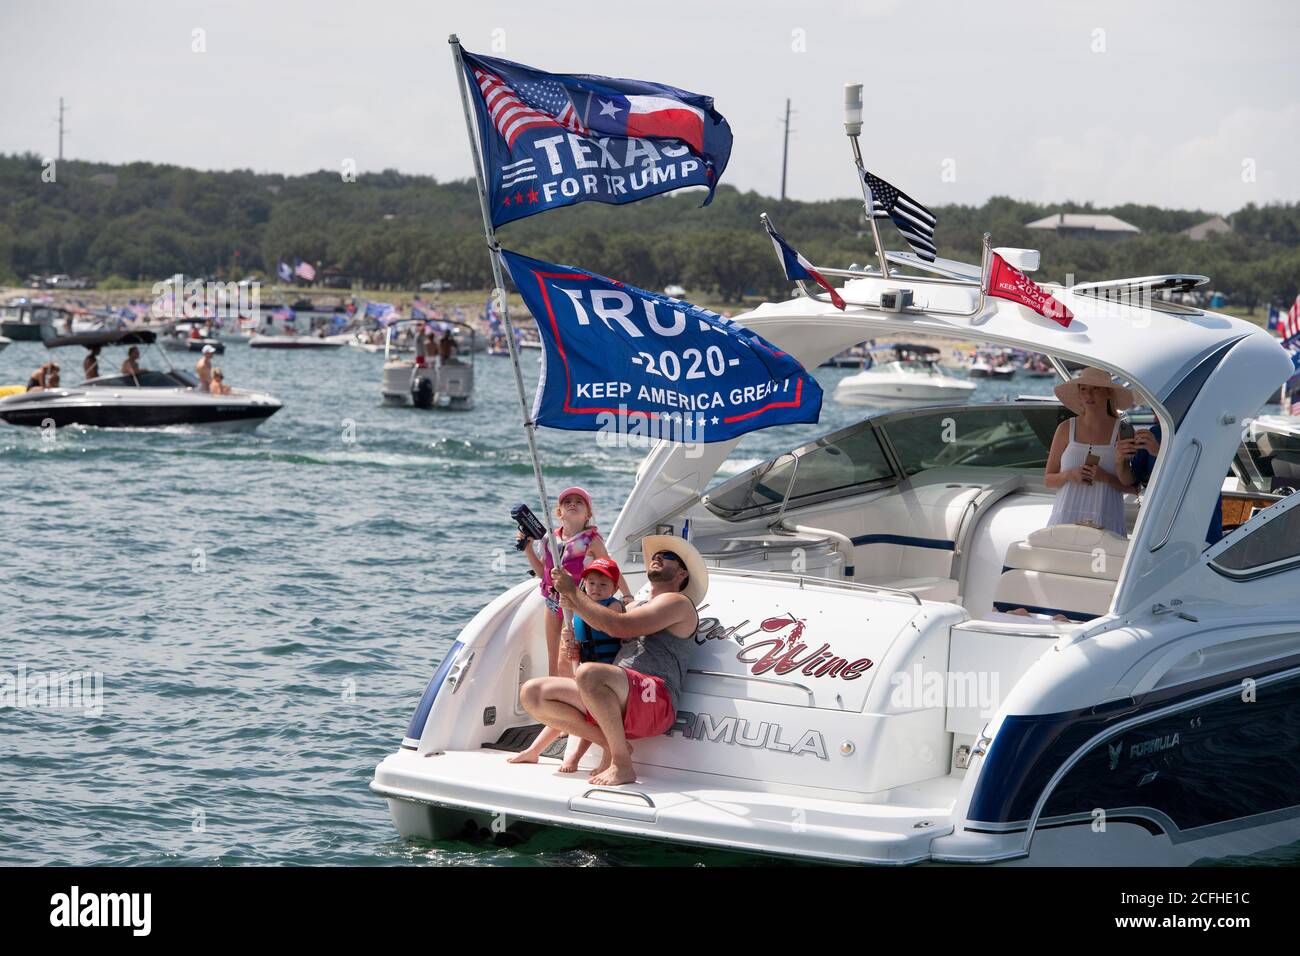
[
  {"x1": 196, "y1": 345, "x2": 215, "y2": 392},
  {"x1": 83, "y1": 346, "x2": 101, "y2": 380},
  {"x1": 188, "y1": 323, "x2": 202, "y2": 340},
  {"x1": 509, "y1": 556, "x2": 628, "y2": 773},
  {"x1": 210, "y1": 368, "x2": 231, "y2": 395},
  {"x1": 516, "y1": 537, "x2": 705, "y2": 786},
  {"x1": 122, "y1": 346, "x2": 143, "y2": 381},
  {"x1": 414, "y1": 322, "x2": 430, "y2": 368},
  {"x1": 1044, "y1": 367, "x2": 1136, "y2": 536},
  {"x1": 26, "y1": 362, "x2": 58, "y2": 391},
  {"x1": 437, "y1": 329, "x2": 457, "y2": 365}
]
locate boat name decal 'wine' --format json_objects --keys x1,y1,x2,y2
[{"x1": 695, "y1": 614, "x2": 873, "y2": 681}]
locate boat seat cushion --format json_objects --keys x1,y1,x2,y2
[
  {"x1": 991, "y1": 568, "x2": 1114, "y2": 621},
  {"x1": 858, "y1": 575, "x2": 959, "y2": 603},
  {"x1": 1003, "y1": 523, "x2": 1129, "y2": 581}
]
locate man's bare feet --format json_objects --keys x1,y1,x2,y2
[
  {"x1": 587, "y1": 750, "x2": 611, "y2": 779},
  {"x1": 589, "y1": 758, "x2": 637, "y2": 786},
  {"x1": 586, "y1": 743, "x2": 629, "y2": 779}
]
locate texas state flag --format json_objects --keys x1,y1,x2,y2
[
  {"x1": 762, "y1": 215, "x2": 845, "y2": 310},
  {"x1": 577, "y1": 91, "x2": 705, "y2": 154}
]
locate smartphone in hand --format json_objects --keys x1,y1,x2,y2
[{"x1": 1083, "y1": 451, "x2": 1100, "y2": 484}]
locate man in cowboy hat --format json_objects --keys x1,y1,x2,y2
[{"x1": 519, "y1": 535, "x2": 708, "y2": 787}]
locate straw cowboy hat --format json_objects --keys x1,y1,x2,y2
[
  {"x1": 640, "y1": 534, "x2": 709, "y2": 607},
  {"x1": 1054, "y1": 367, "x2": 1134, "y2": 415}
]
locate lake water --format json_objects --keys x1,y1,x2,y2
[{"x1": 0, "y1": 339, "x2": 1290, "y2": 866}]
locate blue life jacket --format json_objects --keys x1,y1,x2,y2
[{"x1": 573, "y1": 597, "x2": 624, "y2": 664}]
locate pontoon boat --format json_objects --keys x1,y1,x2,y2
[{"x1": 381, "y1": 318, "x2": 476, "y2": 410}]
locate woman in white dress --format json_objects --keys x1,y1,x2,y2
[{"x1": 1045, "y1": 367, "x2": 1137, "y2": 536}]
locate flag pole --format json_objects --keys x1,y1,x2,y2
[
  {"x1": 448, "y1": 34, "x2": 565, "y2": 575},
  {"x1": 843, "y1": 83, "x2": 889, "y2": 280}
]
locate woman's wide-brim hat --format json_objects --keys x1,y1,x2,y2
[
  {"x1": 1054, "y1": 366, "x2": 1135, "y2": 415},
  {"x1": 640, "y1": 534, "x2": 709, "y2": 607}
]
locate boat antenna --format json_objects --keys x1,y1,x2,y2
[{"x1": 844, "y1": 83, "x2": 889, "y2": 279}]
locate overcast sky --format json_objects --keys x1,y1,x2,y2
[{"x1": 2, "y1": 0, "x2": 1296, "y2": 213}]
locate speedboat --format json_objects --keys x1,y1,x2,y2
[
  {"x1": 0, "y1": 303, "x2": 73, "y2": 341},
  {"x1": 372, "y1": 241, "x2": 1300, "y2": 866},
  {"x1": 249, "y1": 332, "x2": 347, "y2": 349},
  {"x1": 380, "y1": 318, "x2": 476, "y2": 409},
  {"x1": 820, "y1": 343, "x2": 873, "y2": 368},
  {"x1": 834, "y1": 343, "x2": 976, "y2": 406},
  {"x1": 0, "y1": 328, "x2": 282, "y2": 430},
  {"x1": 161, "y1": 321, "x2": 226, "y2": 353},
  {"x1": 968, "y1": 348, "x2": 1017, "y2": 379}
]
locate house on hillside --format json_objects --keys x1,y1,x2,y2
[
  {"x1": 1025, "y1": 212, "x2": 1141, "y2": 240},
  {"x1": 1181, "y1": 215, "x2": 1233, "y2": 241}
]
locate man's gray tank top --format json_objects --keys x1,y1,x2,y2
[{"x1": 614, "y1": 612, "x2": 697, "y2": 707}]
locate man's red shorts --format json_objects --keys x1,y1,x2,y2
[{"x1": 583, "y1": 666, "x2": 675, "y2": 739}]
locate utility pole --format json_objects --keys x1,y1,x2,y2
[
  {"x1": 780, "y1": 98, "x2": 791, "y2": 201},
  {"x1": 56, "y1": 97, "x2": 69, "y2": 161}
]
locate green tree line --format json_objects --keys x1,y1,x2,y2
[{"x1": 2, "y1": 152, "x2": 1298, "y2": 309}]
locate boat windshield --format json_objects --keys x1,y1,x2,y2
[
  {"x1": 886, "y1": 404, "x2": 1065, "y2": 476},
  {"x1": 705, "y1": 403, "x2": 1066, "y2": 519},
  {"x1": 1234, "y1": 422, "x2": 1300, "y2": 496},
  {"x1": 86, "y1": 370, "x2": 197, "y2": 388},
  {"x1": 895, "y1": 359, "x2": 936, "y2": 373}
]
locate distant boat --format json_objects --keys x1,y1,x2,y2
[
  {"x1": 0, "y1": 304, "x2": 72, "y2": 341},
  {"x1": 248, "y1": 333, "x2": 347, "y2": 350},
  {"x1": 968, "y1": 349, "x2": 1017, "y2": 380},
  {"x1": 834, "y1": 343, "x2": 976, "y2": 406},
  {"x1": 821, "y1": 343, "x2": 873, "y2": 368}
]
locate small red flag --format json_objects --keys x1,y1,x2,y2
[{"x1": 986, "y1": 252, "x2": 1073, "y2": 328}]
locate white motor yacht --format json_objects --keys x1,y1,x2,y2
[
  {"x1": 834, "y1": 343, "x2": 976, "y2": 406},
  {"x1": 372, "y1": 239, "x2": 1300, "y2": 866}
]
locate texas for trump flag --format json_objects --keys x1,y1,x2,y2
[
  {"x1": 500, "y1": 249, "x2": 821, "y2": 443},
  {"x1": 985, "y1": 251, "x2": 1073, "y2": 328},
  {"x1": 461, "y1": 49, "x2": 732, "y2": 227},
  {"x1": 762, "y1": 215, "x2": 845, "y2": 309}
]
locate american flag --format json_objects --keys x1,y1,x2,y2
[
  {"x1": 474, "y1": 68, "x2": 587, "y2": 148},
  {"x1": 1281, "y1": 294, "x2": 1300, "y2": 346},
  {"x1": 859, "y1": 168, "x2": 938, "y2": 262},
  {"x1": 294, "y1": 259, "x2": 316, "y2": 282}
]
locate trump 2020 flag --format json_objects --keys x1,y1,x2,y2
[
  {"x1": 762, "y1": 215, "x2": 846, "y2": 310},
  {"x1": 986, "y1": 251, "x2": 1073, "y2": 328},
  {"x1": 461, "y1": 49, "x2": 732, "y2": 228},
  {"x1": 500, "y1": 249, "x2": 821, "y2": 443}
]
